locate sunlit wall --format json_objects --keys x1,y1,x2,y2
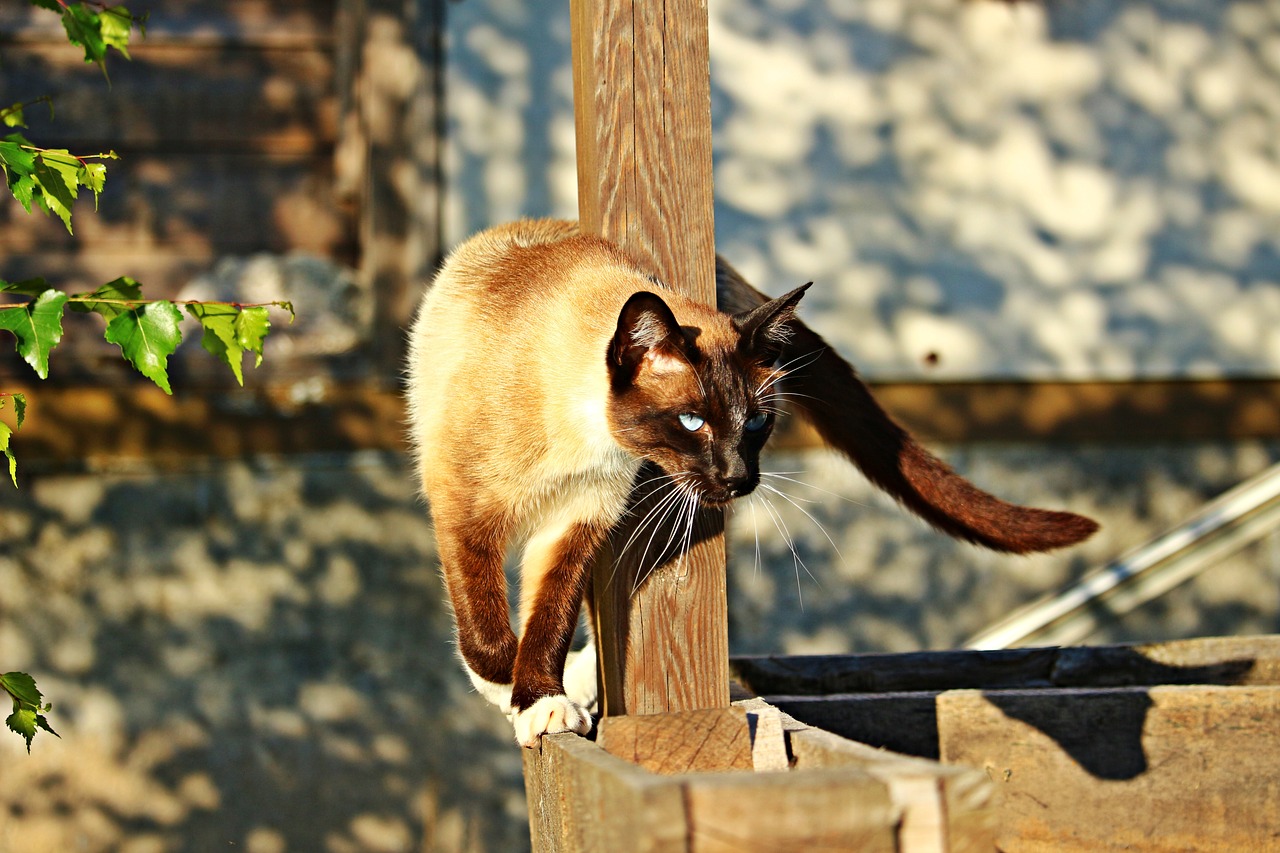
[{"x1": 446, "y1": 0, "x2": 1280, "y2": 381}]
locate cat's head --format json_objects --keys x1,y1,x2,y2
[{"x1": 605, "y1": 283, "x2": 811, "y2": 506}]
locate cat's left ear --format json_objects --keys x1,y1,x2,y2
[
  {"x1": 733, "y1": 282, "x2": 812, "y2": 364},
  {"x1": 609, "y1": 290, "x2": 692, "y2": 386}
]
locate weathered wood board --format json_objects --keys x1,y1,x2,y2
[
  {"x1": 939, "y1": 685, "x2": 1280, "y2": 852},
  {"x1": 737, "y1": 636, "x2": 1280, "y2": 851},
  {"x1": 524, "y1": 704, "x2": 995, "y2": 853}
]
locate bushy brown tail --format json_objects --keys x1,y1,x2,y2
[{"x1": 717, "y1": 259, "x2": 1098, "y2": 554}]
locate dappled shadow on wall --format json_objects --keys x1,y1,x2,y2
[
  {"x1": 704, "y1": 0, "x2": 1280, "y2": 381},
  {"x1": 0, "y1": 455, "x2": 529, "y2": 852}
]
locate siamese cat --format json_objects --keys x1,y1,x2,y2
[{"x1": 406, "y1": 218, "x2": 1097, "y2": 747}]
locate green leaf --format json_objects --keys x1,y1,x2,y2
[
  {"x1": 186, "y1": 303, "x2": 271, "y2": 385},
  {"x1": 1, "y1": 277, "x2": 56, "y2": 299},
  {"x1": 235, "y1": 306, "x2": 271, "y2": 369},
  {"x1": 0, "y1": 671, "x2": 58, "y2": 750},
  {"x1": 104, "y1": 300, "x2": 183, "y2": 394},
  {"x1": 28, "y1": 0, "x2": 63, "y2": 12},
  {"x1": 12, "y1": 392, "x2": 26, "y2": 429},
  {"x1": 0, "y1": 420, "x2": 15, "y2": 487},
  {"x1": 2, "y1": 103, "x2": 25, "y2": 129},
  {"x1": 31, "y1": 155, "x2": 78, "y2": 233},
  {"x1": 185, "y1": 302, "x2": 241, "y2": 384},
  {"x1": 80, "y1": 161, "x2": 107, "y2": 207},
  {"x1": 6, "y1": 707, "x2": 38, "y2": 752},
  {"x1": 62, "y1": 3, "x2": 108, "y2": 68},
  {"x1": 100, "y1": 6, "x2": 134, "y2": 60},
  {"x1": 0, "y1": 391, "x2": 22, "y2": 487},
  {"x1": 70, "y1": 276, "x2": 143, "y2": 321},
  {"x1": 0, "y1": 671, "x2": 41, "y2": 709},
  {"x1": 0, "y1": 289, "x2": 69, "y2": 379}
]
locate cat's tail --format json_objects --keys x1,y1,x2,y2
[{"x1": 716, "y1": 259, "x2": 1098, "y2": 554}]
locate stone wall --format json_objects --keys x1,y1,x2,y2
[{"x1": 3, "y1": 441, "x2": 1277, "y2": 851}]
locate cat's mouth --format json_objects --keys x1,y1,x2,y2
[{"x1": 691, "y1": 478, "x2": 759, "y2": 507}]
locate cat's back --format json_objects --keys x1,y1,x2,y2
[
  {"x1": 421, "y1": 219, "x2": 634, "y2": 316},
  {"x1": 406, "y1": 219, "x2": 648, "y2": 493}
]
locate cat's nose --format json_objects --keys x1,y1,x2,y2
[{"x1": 722, "y1": 472, "x2": 756, "y2": 498}]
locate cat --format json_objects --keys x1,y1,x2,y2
[{"x1": 406, "y1": 218, "x2": 1097, "y2": 747}]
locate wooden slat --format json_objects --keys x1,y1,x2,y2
[
  {"x1": 787, "y1": 727, "x2": 996, "y2": 853},
  {"x1": 767, "y1": 692, "x2": 945, "y2": 760},
  {"x1": 732, "y1": 635, "x2": 1280, "y2": 696},
  {"x1": 0, "y1": 383, "x2": 408, "y2": 469},
  {"x1": 7, "y1": 377, "x2": 1280, "y2": 464},
  {"x1": 523, "y1": 734, "x2": 689, "y2": 853},
  {"x1": 5, "y1": 45, "x2": 336, "y2": 150},
  {"x1": 573, "y1": 0, "x2": 728, "y2": 717},
  {"x1": 596, "y1": 707, "x2": 754, "y2": 775},
  {"x1": 1, "y1": 154, "x2": 355, "y2": 284},
  {"x1": 938, "y1": 685, "x2": 1280, "y2": 851},
  {"x1": 771, "y1": 378, "x2": 1280, "y2": 446},
  {"x1": 683, "y1": 770, "x2": 898, "y2": 853},
  {"x1": 0, "y1": 1, "x2": 336, "y2": 46},
  {"x1": 336, "y1": 0, "x2": 445, "y2": 374}
]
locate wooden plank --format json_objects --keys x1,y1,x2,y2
[
  {"x1": 768, "y1": 378, "x2": 1280, "y2": 445},
  {"x1": 683, "y1": 770, "x2": 898, "y2": 853},
  {"x1": 732, "y1": 635, "x2": 1280, "y2": 696},
  {"x1": 768, "y1": 692, "x2": 944, "y2": 760},
  {"x1": 788, "y1": 727, "x2": 996, "y2": 853},
  {"x1": 5, "y1": 44, "x2": 336, "y2": 151},
  {"x1": 596, "y1": 707, "x2": 754, "y2": 775},
  {"x1": 0, "y1": 383, "x2": 409, "y2": 467},
  {"x1": 523, "y1": 734, "x2": 689, "y2": 853},
  {"x1": 572, "y1": 0, "x2": 728, "y2": 717},
  {"x1": 336, "y1": 0, "x2": 445, "y2": 375},
  {"x1": 937, "y1": 685, "x2": 1280, "y2": 852},
  {"x1": 0, "y1": 1, "x2": 336, "y2": 46},
  {"x1": 1, "y1": 154, "x2": 355, "y2": 279}
]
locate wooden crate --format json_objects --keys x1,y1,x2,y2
[
  {"x1": 523, "y1": 701, "x2": 995, "y2": 852},
  {"x1": 733, "y1": 635, "x2": 1280, "y2": 852}
]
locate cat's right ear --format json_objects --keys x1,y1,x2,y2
[{"x1": 609, "y1": 291, "x2": 689, "y2": 385}]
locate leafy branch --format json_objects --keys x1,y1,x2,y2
[
  {"x1": 0, "y1": 278, "x2": 295, "y2": 481},
  {"x1": 1, "y1": 672, "x2": 58, "y2": 754},
  {"x1": 1, "y1": 0, "x2": 281, "y2": 749}
]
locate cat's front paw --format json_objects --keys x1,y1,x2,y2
[{"x1": 512, "y1": 695, "x2": 592, "y2": 748}]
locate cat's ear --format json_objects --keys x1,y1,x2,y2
[
  {"x1": 609, "y1": 291, "x2": 689, "y2": 384},
  {"x1": 734, "y1": 282, "x2": 812, "y2": 364}
]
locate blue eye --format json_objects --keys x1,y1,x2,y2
[
  {"x1": 745, "y1": 412, "x2": 769, "y2": 432},
  {"x1": 678, "y1": 413, "x2": 705, "y2": 432}
]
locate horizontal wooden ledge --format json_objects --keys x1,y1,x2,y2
[
  {"x1": 4, "y1": 378, "x2": 1280, "y2": 468},
  {"x1": 771, "y1": 377, "x2": 1280, "y2": 447}
]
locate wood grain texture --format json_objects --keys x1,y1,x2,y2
[
  {"x1": 596, "y1": 706, "x2": 754, "y2": 775},
  {"x1": 683, "y1": 770, "x2": 898, "y2": 853},
  {"x1": 572, "y1": 0, "x2": 728, "y2": 717},
  {"x1": 523, "y1": 733, "x2": 689, "y2": 853},
  {"x1": 788, "y1": 727, "x2": 996, "y2": 853},
  {"x1": 938, "y1": 685, "x2": 1280, "y2": 851}
]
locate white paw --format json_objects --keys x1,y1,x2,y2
[
  {"x1": 464, "y1": 664, "x2": 513, "y2": 712},
  {"x1": 512, "y1": 695, "x2": 592, "y2": 748},
  {"x1": 563, "y1": 642, "x2": 599, "y2": 713}
]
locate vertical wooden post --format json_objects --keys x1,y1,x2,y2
[{"x1": 570, "y1": 0, "x2": 729, "y2": 717}]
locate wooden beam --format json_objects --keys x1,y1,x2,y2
[{"x1": 571, "y1": 0, "x2": 728, "y2": 716}]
